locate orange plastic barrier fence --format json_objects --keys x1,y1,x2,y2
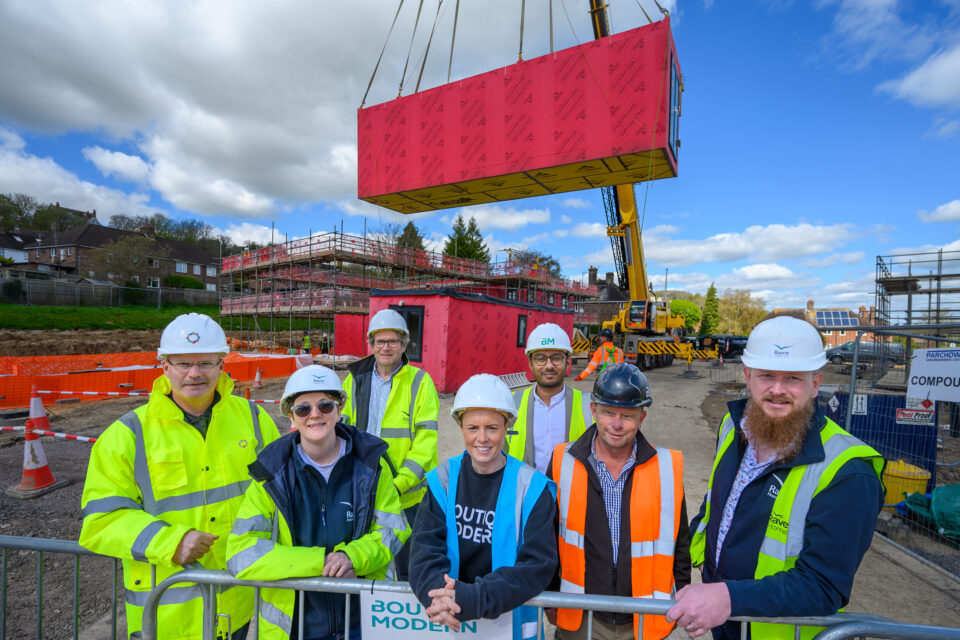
[
  {"x1": 0, "y1": 352, "x2": 158, "y2": 376},
  {"x1": 0, "y1": 353, "x2": 300, "y2": 409}
]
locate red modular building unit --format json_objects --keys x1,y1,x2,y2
[
  {"x1": 334, "y1": 313, "x2": 370, "y2": 357},
  {"x1": 357, "y1": 18, "x2": 681, "y2": 214},
  {"x1": 368, "y1": 289, "x2": 574, "y2": 394}
]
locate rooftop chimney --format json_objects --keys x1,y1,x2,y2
[
  {"x1": 606, "y1": 272, "x2": 615, "y2": 286},
  {"x1": 588, "y1": 266, "x2": 598, "y2": 286},
  {"x1": 806, "y1": 300, "x2": 815, "y2": 310},
  {"x1": 139, "y1": 225, "x2": 156, "y2": 239}
]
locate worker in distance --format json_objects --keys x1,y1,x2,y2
[
  {"x1": 548, "y1": 363, "x2": 690, "y2": 640},
  {"x1": 80, "y1": 313, "x2": 282, "y2": 640},
  {"x1": 409, "y1": 373, "x2": 558, "y2": 640},
  {"x1": 226, "y1": 365, "x2": 410, "y2": 640},
  {"x1": 575, "y1": 328, "x2": 624, "y2": 381},
  {"x1": 341, "y1": 308, "x2": 439, "y2": 580},
  {"x1": 667, "y1": 316, "x2": 884, "y2": 639},
  {"x1": 507, "y1": 323, "x2": 593, "y2": 473}
]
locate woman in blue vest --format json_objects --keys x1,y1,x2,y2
[{"x1": 409, "y1": 374, "x2": 558, "y2": 640}]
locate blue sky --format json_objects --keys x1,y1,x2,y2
[{"x1": 1, "y1": 0, "x2": 958, "y2": 312}]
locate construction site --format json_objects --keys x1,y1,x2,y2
[{"x1": 1, "y1": 1, "x2": 960, "y2": 639}]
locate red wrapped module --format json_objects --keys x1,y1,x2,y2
[{"x1": 357, "y1": 18, "x2": 680, "y2": 213}]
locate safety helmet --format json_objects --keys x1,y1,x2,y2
[
  {"x1": 740, "y1": 316, "x2": 826, "y2": 372},
  {"x1": 599, "y1": 328, "x2": 615, "y2": 342},
  {"x1": 158, "y1": 313, "x2": 229, "y2": 358},
  {"x1": 280, "y1": 365, "x2": 344, "y2": 417},
  {"x1": 451, "y1": 373, "x2": 517, "y2": 425},
  {"x1": 592, "y1": 363, "x2": 652, "y2": 408},
  {"x1": 368, "y1": 309, "x2": 408, "y2": 338},
  {"x1": 525, "y1": 323, "x2": 572, "y2": 355}
]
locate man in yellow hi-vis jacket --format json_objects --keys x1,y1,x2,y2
[{"x1": 79, "y1": 314, "x2": 280, "y2": 640}]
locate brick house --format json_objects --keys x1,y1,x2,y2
[
  {"x1": 772, "y1": 300, "x2": 884, "y2": 348},
  {"x1": 28, "y1": 223, "x2": 220, "y2": 291}
]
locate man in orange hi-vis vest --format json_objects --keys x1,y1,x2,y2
[
  {"x1": 575, "y1": 329, "x2": 624, "y2": 381},
  {"x1": 548, "y1": 363, "x2": 691, "y2": 640}
]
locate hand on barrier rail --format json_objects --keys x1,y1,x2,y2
[
  {"x1": 426, "y1": 574, "x2": 461, "y2": 631},
  {"x1": 173, "y1": 529, "x2": 218, "y2": 565},
  {"x1": 322, "y1": 551, "x2": 355, "y2": 578},
  {"x1": 666, "y1": 583, "x2": 731, "y2": 638}
]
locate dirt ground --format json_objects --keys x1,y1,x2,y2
[{"x1": 1, "y1": 361, "x2": 959, "y2": 639}]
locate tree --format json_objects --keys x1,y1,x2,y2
[
  {"x1": 443, "y1": 215, "x2": 489, "y2": 263},
  {"x1": 31, "y1": 204, "x2": 88, "y2": 233},
  {"x1": 89, "y1": 236, "x2": 169, "y2": 284},
  {"x1": 1, "y1": 193, "x2": 37, "y2": 230},
  {"x1": 517, "y1": 249, "x2": 563, "y2": 278},
  {"x1": 700, "y1": 283, "x2": 721, "y2": 336},
  {"x1": 718, "y1": 289, "x2": 767, "y2": 335},
  {"x1": 670, "y1": 299, "x2": 702, "y2": 332},
  {"x1": 397, "y1": 221, "x2": 426, "y2": 251}
]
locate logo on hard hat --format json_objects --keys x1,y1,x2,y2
[
  {"x1": 541, "y1": 338, "x2": 554, "y2": 345},
  {"x1": 186, "y1": 331, "x2": 201, "y2": 344},
  {"x1": 312, "y1": 375, "x2": 327, "y2": 384},
  {"x1": 771, "y1": 343, "x2": 793, "y2": 358}
]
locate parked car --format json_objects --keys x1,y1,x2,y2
[
  {"x1": 825, "y1": 341, "x2": 905, "y2": 366},
  {"x1": 707, "y1": 334, "x2": 748, "y2": 360}
]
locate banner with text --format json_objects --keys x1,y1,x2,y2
[
  {"x1": 907, "y1": 348, "x2": 960, "y2": 403},
  {"x1": 360, "y1": 589, "x2": 512, "y2": 640}
]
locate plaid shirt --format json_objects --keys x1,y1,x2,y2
[{"x1": 588, "y1": 435, "x2": 638, "y2": 564}]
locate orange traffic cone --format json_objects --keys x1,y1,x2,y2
[
  {"x1": 244, "y1": 388, "x2": 251, "y2": 400},
  {"x1": 6, "y1": 385, "x2": 69, "y2": 499},
  {"x1": 253, "y1": 368, "x2": 263, "y2": 389}
]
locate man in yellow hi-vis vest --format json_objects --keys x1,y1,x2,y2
[
  {"x1": 79, "y1": 314, "x2": 281, "y2": 640},
  {"x1": 667, "y1": 317, "x2": 884, "y2": 639},
  {"x1": 575, "y1": 328, "x2": 624, "y2": 381}
]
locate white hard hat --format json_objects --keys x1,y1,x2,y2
[
  {"x1": 368, "y1": 309, "x2": 408, "y2": 338},
  {"x1": 451, "y1": 373, "x2": 517, "y2": 425},
  {"x1": 526, "y1": 323, "x2": 572, "y2": 354},
  {"x1": 158, "y1": 313, "x2": 229, "y2": 358},
  {"x1": 280, "y1": 365, "x2": 344, "y2": 416},
  {"x1": 740, "y1": 316, "x2": 826, "y2": 372}
]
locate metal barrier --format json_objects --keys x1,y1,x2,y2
[
  {"x1": 143, "y1": 569, "x2": 960, "y2": 640},
  {"x1": 0, "y1": 534, "x2": 121, "y2": 640}
]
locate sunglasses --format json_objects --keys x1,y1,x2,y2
[{"x1": 291, "y1": 401, "x2": 339, "y2": 418}]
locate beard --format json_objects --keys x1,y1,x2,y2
[{"x1": 743, "y1": 395, "x2": 815, "y2": 462}]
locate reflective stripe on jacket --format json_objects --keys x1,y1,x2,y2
[
  {"x1": 79, "y1": 372, "x2": 281, "y2": 640},
  {"x1": 225, "y1": 426, "x2": 410, "y2": 640},
  {"x1": 426, "y1": 454, "x2": 557, "y2": 640},
  {"x1": 691, "y1": 413, "x2": 883, "y2": 640},
  {"x1": 577, "y1": 342, "x2": 624, "y2": 380},
  {"x1": 553, "y1": 441, "x2": 683, "y2": 640},
  {"x1": 507, "y1": 385, "x2": 591, "y2": 468},
  {"x1": 342, "y1": 357, "x2": 439, "y2": 509}
]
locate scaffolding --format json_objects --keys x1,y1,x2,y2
[
  {"x1": 219, "y1": 229, "x2": 600, "y2": 352},
  {"x1": 876, "y1": 249, "x2": 960, "y2": 329}
]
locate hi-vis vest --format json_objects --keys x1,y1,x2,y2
[
  {"x1": 552, "y1": 442, "x2": 683, "y2": 640},
  {"x1": 79, "y1": 373, "x2": 279, "y2": 640},
  {"x1": 578, "y1": 342, "x2": 625, "y2": 380},
  {"x1": 691, "y1": 413, "x2": 884, "y2": 640},
  {"x1": 426, "y1": 454, "x2": 557, "y2": 640},
  {"x1": 507, "y1": 385, "x2": 591, "y2": 468}
]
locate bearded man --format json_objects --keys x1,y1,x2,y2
[{"x1": 666, "y1": 316, "x2": 884, "y2": 640}]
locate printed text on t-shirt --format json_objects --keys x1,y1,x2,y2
[{"x1": 455, "y1": 505, "x2": 495, "y2": 544}]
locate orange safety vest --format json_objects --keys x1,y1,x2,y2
[
  {"x1": 552, "y1": 442, "x2": 683, "y2": 640},
  {"x1": 578, "y1": 342, "x2": 624, "y2": 380}
]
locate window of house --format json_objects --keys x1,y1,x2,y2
[
  {"x1": 176, "y1": 262, "x2": 187, "y2": 273},
  {"x1": 87, "y1": 270, "x2": 95, "y2": 278},
  {"x1": 131, "y1": 255, "x2": 140, "y2": 265},
  {"x1": 36, "y1": 248, "x2": 40, "y2": 258},
  {"x1": 67, "y1": 247, "x2": 72, "y2": 256},
  {"x1": 562, "y1": 296, "x2": 570, "y2": 309},
  {"x1": 206, "y1": 266, "x2": 216, "y2": 277},
  {"x1": 147, "y1": 277, "x2": 160, "y2": 288},
  {"x1": 107, "y1": 272, "x2": 115, "y2": 280},
  {"x1": 38, "y1": 264, "x2": 51, "y2": 272},
  {"x1": 389, "y1": 304, "x2": 425, "y2": 362},
  {"x1": 107, "y1": 252, "x2": 117, "y2": 263},
  {"x1": 150, "y1": 258, "x2": 160, "y2": 269},
  {"x1": 50, "y1": 249, "x2": 55, "y2": 258},
  {"x1": 130, "y1": 275, "x2": 140, "y2": 283},
  {"x1": 193, "y1": 264, "x2": 201, "y2": 275},
  {"x1": 206, "y1": 283, "x2": 217, "y2": 292},
  {"x1": 507, "y1": 289, "x2": 517, "y2": 301},
  {"x1": 59, "y1": 249, "x2": 65, "y2": 260},
  {"x1": 548, "y1": 292, "x2": 555, "y2": 305},
  {"x1": 517, "y1": 314, "x2": 528, "y2": 348}
]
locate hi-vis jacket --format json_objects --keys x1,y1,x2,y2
[
  {"x1": 690, "y1": 399, "x2": 884, "y2": 640},
  {"x1": 79, "y1": 373, "x2": 280, "y2": 640},
  {"x1": 575, "y1": 342, "x2": 624, "y2": 381},
  {"x1": 423, "y1": 454, "x2": 557, "y2": 640},
  {"x1": 507, "y1": 385, "x2": 592, "y2": 469},
  {"x1": 225, "y1": 425, "x2": 410, "y2": 640},
  {"x1": 551, "y1": 429, "x2": 685, "y2": 640},
  {"x1": 342, "y1": 354, "x2": 439, "y2": 509}
]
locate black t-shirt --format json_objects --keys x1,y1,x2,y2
[{"x1": 455, "y1": 454, "x2": 503, "y2": 583}]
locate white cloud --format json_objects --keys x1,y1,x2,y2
[
  {"x1": 800, "y1": 251, "x2": 866, "y2": 267},
  {"x1": 82, "y1": 146, "x2": 150, "y2": 183},
  {"x1": 466, "y1": 205, "x2": 550, "y2": 231},
  {"x1": 879, "y1": 42, "x2": 960, "y2": 109},
  {"x1": 571, "y1": 222, "x2": 607, "y2": 238},
  {"x1": 521, "y1": 230, "x2": 567, "y2": 245},
  {"x1": 561, "y1": 198, "x2": 590, "y2": 209},
  {"x1": 918, "y1": 199, "x2": 960, "y2": 223},
  {"x1": 560, "y1": 214, "x2": 572, "y2": 224},
  {"x1": 216, "y1": 222, "x2": 275, "y2": 247},
  {"x1": 930, "y1": 118, "x2": 960, "y2": 138},
  {"x1": 0, "y1": 126, "x2": 25, "y2": 151},
  {"x1": 817, "y1": 0, "x2": 936, "y2": 71}
]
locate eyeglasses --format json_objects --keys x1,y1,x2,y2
[
  {"x1": 291, "y1": 401, "x2": 340, "y2": 418},
  {"x1": 167, "y1": 360, "x2": 222, "y2": 373},
  {"x1": 531, "y1": 353, "x2": 567, "y2": 366},
  {"x1": 373, "y1": 339, "x2": 401, "y2": 349}
]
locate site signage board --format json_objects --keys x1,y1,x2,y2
[{"x1": 906, "y1": 348, "x2": 960, "y2": 403}]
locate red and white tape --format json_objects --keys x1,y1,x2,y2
[
  {"x1": 37, "y1": 390, "x2": 150, "y2": 397},
  {"x1": 0, "y1": 426, "x2": 96, "y2": 443}
]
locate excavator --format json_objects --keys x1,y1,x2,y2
[{"x1": 588, "y1": 1, "x2": 715, "y2": 370}]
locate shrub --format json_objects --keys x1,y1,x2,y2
[{"x1": 163, "y1": 274, "x2": 203, "y2": 289}]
